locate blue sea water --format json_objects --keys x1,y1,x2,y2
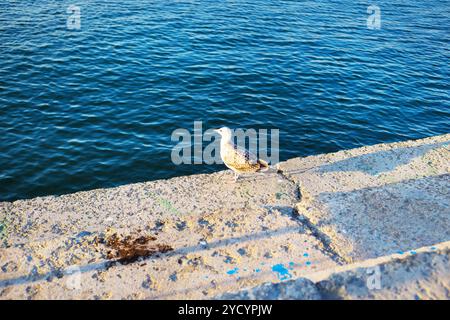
[{"x1": 0, "y1": 0, "x2": 449, "y2": 201}]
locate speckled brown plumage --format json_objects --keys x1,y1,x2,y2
[{"x1": 214, "y1": 127, "x2": 269, "y2": 181}]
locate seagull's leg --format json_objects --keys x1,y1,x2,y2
[{"x1": 234, "y1": 172, "x2": 240, "y2": 182}]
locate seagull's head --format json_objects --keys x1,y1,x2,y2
[{"x1": 213, "y1": 127, "x2": 232, "y2": 141}]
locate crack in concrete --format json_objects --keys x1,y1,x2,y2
[{"x1": 275, "y1": 167, "x2": 347, "y2": 265}]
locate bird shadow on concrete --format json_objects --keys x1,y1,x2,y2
[
  {"x1": 282, "y1": 140, "x2": 449, "y2": 177},
  {"x1": 216, "y1": 171, "x2": 280, "y2": 182}
]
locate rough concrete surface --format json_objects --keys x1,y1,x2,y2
[
  {"x1": 219, "y1": 241, "x2": 450, "y2": 300},
  {"x1": 0, "y1": 171, "x2": 336, "y2": 299},
  {"x1": 217, "y1": 277, "x2": 321, "y2": 300},
  {"x1": 279, "y1": 134, "x2": 450, "y2": 263},
  {"x1": 315, "y1": 244, "x2": 450, "y2": 300},
  {"x1": 0, "y1": 134, "x2": 449, "y2": 299}
]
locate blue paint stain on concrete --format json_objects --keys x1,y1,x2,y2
[
  {"x1": 255, "y1": 268, "x2": 261, "y2": 273},
  {"x1": 305, "y1": 261, "x2": 312, "y2": 266},
  {"x1": 272, "y1": 264, "x2": 292, "y2": 281},
  {"x1": 226, "y1": 267, "x2": 239, "y2": 275},
  {"x1": 303, "y1": 253, "x2": 309, "y2": 257}
]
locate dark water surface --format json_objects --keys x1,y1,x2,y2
[{"x1": 0, "y1": 1, "x2": 449, "y2": 201}]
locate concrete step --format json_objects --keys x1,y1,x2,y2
[{"x1": 218, "y1": 241, "x2": 450, "y2": 300}]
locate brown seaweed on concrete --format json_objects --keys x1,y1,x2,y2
[{"x1": 103, "y1": 233, "x2": 173, "y2": 265}]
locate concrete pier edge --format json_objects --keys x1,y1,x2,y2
[{"x1": 0, "y1": 133, "x2": 449, "y2": 299}]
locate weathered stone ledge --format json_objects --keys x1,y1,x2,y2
[
  {"x1": 0, "y1": 133, "x2": 448, "y2": 299},
  {"x1": 218, "y1": 241, "x2": 450, "y2": 300}
]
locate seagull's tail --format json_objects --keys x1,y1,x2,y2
[
  {"x1": 258, "y1": 160, "x2": 280, "y2": 173},
  {"x1": 257, "y1": 160, "x2": 282, "y2": 174},
  {"x1": 257, "y1": 159, "x2": 270, "y2": 172}
]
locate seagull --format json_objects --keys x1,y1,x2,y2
[{"x1": 214, "y1": 127, "x2": 269, "y2": 182}]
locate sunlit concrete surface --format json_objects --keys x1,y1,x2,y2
[
  {"x1": 219, "y1": 241, "x2": 450, "y2": 300},
  {"x1": 0, "y1": 134, "x2": 449, "y2": 299},
  {"x1": 279, "y1": 133, "x2": 450, "y2": 262}
]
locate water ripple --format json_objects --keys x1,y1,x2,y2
[{"x1": 0, "y1": 0, "x2": 449, "y2": 200}]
